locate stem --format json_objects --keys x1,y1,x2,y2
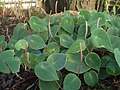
[
  {"x1": 73, "y1": 0, "x2": 77, "y2": 10},
  {"x1": 48, "y1": 17, "x2": 61, "y2": 47},
  {"x1": 55, "y1": 1, "x2": 58, "y2": 14},
  {"x1": 97, "y1": 17, "x2": 100, "y2": 29},
  {"x1": 96, "y1": 0, "x2": 100, "y2": 11},
  {"x1": 2, "y1": 6, "x2": 5, "y2": 18},
  {"x1": 55, "y1": 80, "x2": 63, "y2": 90},
  {"x1": 48, "y1": 17, "x2": 55, "y2": 41},
  {"x1": 78, "y1": 42, "x2": 83, "y2": 76},
  {"x1": 64, "y1": 6, "x2": 66, "y2": 12},
  {"x1": 28, "y1": 3, "x2": 31, "y2": 19},
  {"x1": 25, "y1": 48, "x2": 30, "y2": 70},
  {"x1": 91, "y1": 45, "x2": 94, "y2": 52},
  {"x1": 14, "y1": 0, "x2": 19, "y2": 19},
  {"x1": 6, "y1": 27, "x2": 10, "y2": 42},
  {"x1": 16, "y1": 73, "x2": 23, "y2": 79},
  {"x1": 84, "y1": 21, "x2": 90, "y2": 53},
  {"x1": 26, "y1": 79, "x2": 38, "y2": 90},
  {"x1": 0, "y1": 46, "x2": 2, "y2": 53},
  {"x1": 115, "y1": 0, "x2": 119, "y2": 6}
]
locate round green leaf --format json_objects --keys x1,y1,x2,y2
[
  {"x1": 91, "y1": 28, "x2": 112, "y2": 51},
  {"x1": 32, "y1": 31, "x2": 48, "y2": 42},
  {"x1": 15, "y1": 39, "x2": 28, "y2": 51},
  {"x1": 67, "y1": 39, "x2": 86, "y2": 53},
  {"x1": 85, "y1": 53, "x2": 101, "y2": 71},
  {"x1": 29, "y1": 16, "x2": 48, "y2": 32},
  {"x1": 6, "y1": 56, "x2": 20, "y2": 73},
  {"x1": 65, "y1": 54, "x2": 90, "y2": 74},
  {"x1": 61, "y1": 16, "x2": 74, "y2": 34},
  {"x1": 1, "y1": 41, "x2": 7, "y2": 51},
  {"x1": 10, "y1": 23, "x2": 28, "y2": 40},
  {"x1": 111, "y1": 17, "x2": 120, "y2": 29},
  {"x1": 0, "y1": 50, "x2": 20, "y2": 73},
  {"x1": 106, "y1": 61, "x2": 120, "y2": 76},
  {"x1": 50, "y1": 25, "x2": 59, "y2": 36},
  {"x1": 107, "y1": 26, "x2": 120, "y2": 36},
  {"x1": 77, "y1": 24, "x2": 90, "y2": 39},
  {"x1": 39, "y1": 71, "x2": 62, "y2": 90},
  {"x1": 47, "y1": 53, "x2": 66, "y2": 71},
  {"x1": 90, "y1": 24, "x2": 102, "y2": 32},
  {"x1": 43, "y1": 42, "x2": 60, "y2": 56},
  {"x1": 80, "y1": 10, "x2": 91, "y2": 21},
  {"x1": 109, "y1": 36, "x2": 120, "y2": 50},
  {"x1": 39, "y1": 80, "x2": 59, "y2": 90},
  {"x1": 84, "y1": 70, "x2": 98, "y2": 87},
  {"x1": 63, "y1": 73, "x2": 81, "y2": 90},
  {"x1": 59, "y1": 34, "x2": 74, "y2": 48},
  {"x1": 77, "y1": 24, "x2": 86, "y2": 39},
  {"x1": 25, "y1": 35, "x2": 46, "y2": 50},
  {"x1": 35, "y1": 61, "x2": 59, "y2": 81},
  {"x1": 114, "y1": 48, "x2": 120, "y2": 67},
  {"x1": 88, "y1": 12, "x2": 106, "y2": 26},
  {"x1": 77, "y1": 16, "x2": 86, "y2": 25}
]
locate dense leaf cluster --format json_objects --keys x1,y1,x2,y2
[{"x1": 0, "y1": 10, "x2": 120, "y2": 89}]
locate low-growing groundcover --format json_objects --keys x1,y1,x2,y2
[{"x1": 0, "y1": 10, "x2": 120, "y2": 90}]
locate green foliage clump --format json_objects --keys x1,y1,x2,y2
[{"x1": 0, "y1": 10, "x2": 120, "y2": 89}]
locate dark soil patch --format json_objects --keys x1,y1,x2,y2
[{"x1": 0, "y1": 71, "x2": 39, "y2": 90}]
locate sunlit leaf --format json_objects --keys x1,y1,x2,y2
[
  {"x1": 85, "y1": 53, "x2": 101, "y2": 71},
  {"x1": 106, "y1": 61, "x2": 120, "y2": 76},
  {"x1": 59, "y1": 34, "x2": 74, "y2": 48},
  {"x1": 114, "y1": 48, "x2": 120, "y2": 67},
  {"x1": 15, "y1": 39, "x2": 28, "y2": 51},
  {"x1": 63, "y1": 73, "x2": 81, "y2": 90},
  {"x1": 25, "y1": 35, "x2": 46, "y2": 50},
  {"x1": 29, "y1": 16, "x2": 48, "y2": 32},
  {"x1": 67, "y1": 39, "x2": 86, "y2": 53},
  {"x1": 61, "y1": 16, "x2": 74, "y2": 34},
  {"x1": 84, "y1": 70, "x2": 98, "y2": 87},
  {"x1": 35, "y1": 62, "x2": 59, "y2": 81},
  {"x1": 0, "y1": 50, "x2": 20, "y2": 73},
  {"x1": 47, "y1": 53, "x2": 66, "y2": 71},
  {"x1": 91, "y1": 28, "x2": 112, "y2": 51},
  {"x1": 109, "y1": 36, "x2": 120, "y2": 50},
  {"x1": 43, "y1": 42, "x2": 60, "y2": 56},
  {"x1": 65, "y1": 54, "x2": 90, "y2": 74},
  {"x1": 80, "y1": 10, "x2": 91, "y2": 21},
  {"x1": 89, "y1": 12, "x2": 106, "y2": 26}
]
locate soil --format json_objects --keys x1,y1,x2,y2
[{"x1": 0, "y1": 68, "x2": 39, "y2": 90}]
